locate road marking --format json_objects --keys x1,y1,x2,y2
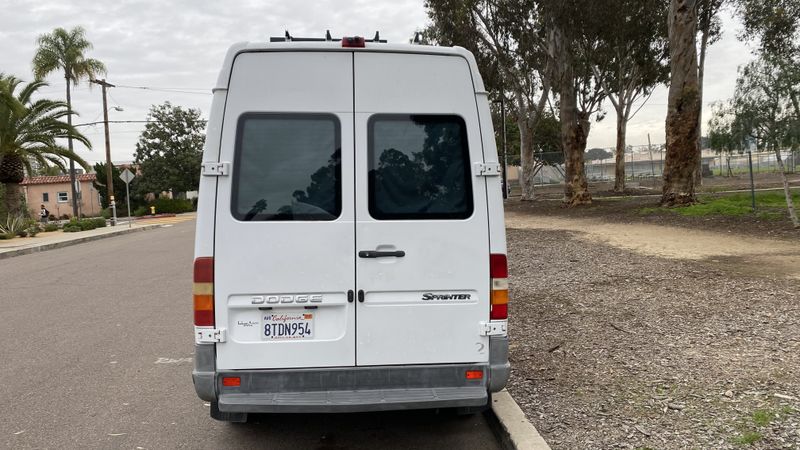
[{"x1": 155, "y1": 357, "x2": 193, "y2": 364}]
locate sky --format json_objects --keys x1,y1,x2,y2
[{"x1": 1, "y1": 0, "x2": 757, "y2": 167}]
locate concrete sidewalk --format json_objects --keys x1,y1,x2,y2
[{"x1": 0, "y1": 222, "x2": 163, "y2": 260}]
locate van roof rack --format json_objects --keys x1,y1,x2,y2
[{"x1": 270, "y1": 30, "x2": 387, "y2": 43}]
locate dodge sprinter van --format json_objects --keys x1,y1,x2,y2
[{"x1": 192, "y1": 34, "x2": 509, "y2": 422}]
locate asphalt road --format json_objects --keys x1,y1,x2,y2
[{"x1": 0, "y1": 220, "x2": 501, "y2": 449}]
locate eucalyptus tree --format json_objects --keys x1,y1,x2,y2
[
  {"x1": 425, "y1": 0, "x2": 551, "y2": 200},
  {"x1": 426, "y1": 0, "x2": 607, "y2": 205},
  {"x1": 707, "y1": 101, "x2": 749, "y2": 176},
  {"x1": 734, "y1": 0, "x2": 800, "y2": 171},
  {"x1": 0, "y1": 76, "x2": 91, "y2": 214},
  {"x1": 662, "y1": 0, "x2": 702, "y2": 205},
  {"x1": 32, "y1": 26, "x2": 105, "y2": 217},
  {"x1": 731, "y1": 58, "x2": 799, "y2": 226},
  {"x1": 584, "y1": 0, "x2": 670, "y2": 192},
  {"x1": 696, "y1": 0, "x2": 726, "y2": 181},
  {"x1": 538, "y1": 0, "x2": 604, "y2": 205},
  {"x1": 736, "y1": 0, "x2": 800, "y2": 60}
]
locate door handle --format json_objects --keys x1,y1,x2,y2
[
  {"x1": 347, "y1": 290, "x2": 354, "y2": 303},
  {"x1": 358, "y1": 250, "x2": 405, "y2": 258},
  {"x1": 357, "y1": 290, "x2": 365, "y2": 303}
]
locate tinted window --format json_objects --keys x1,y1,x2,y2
[
  {"x1": 232, "y1": 114, "x2": 341, "y2": 221},
  {"x1": 368, "y1": 115, "x2": 473, "y2": 220}
]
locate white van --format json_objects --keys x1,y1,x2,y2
[{"x1": 192, "y1": 35, "x2": 509, "y2": 422}]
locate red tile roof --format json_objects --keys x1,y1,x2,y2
[{"x1": 20, "y1": 173, "x2": 97, "y2": 185}]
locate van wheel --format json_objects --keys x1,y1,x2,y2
[{"x1": 210, "y1": 402, "x2": 248, "y2": 423}]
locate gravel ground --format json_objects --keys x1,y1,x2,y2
[{"x1": 506, "y1": 227, "x2": 800, "y2": 449}]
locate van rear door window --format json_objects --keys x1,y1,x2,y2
[
  {"x1": 368, "y1": 115, "x2": 473, "y2": 220},
  {"x1": 232, "y1": 114, "x2": 341, "y2": 221}
]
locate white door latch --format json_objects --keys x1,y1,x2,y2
[
  {"x1": 196, "y1": 328, "x2": 226, "y2": 343},
  {"x1": 201, "y1": 162, "x2": 230, "y2": 176},
  {"x1": 475, "y1": 162, "x2": 501, "y2": 176},
  {"x1": 479, "y1": 321, "x2": 507, "y2": 336}
]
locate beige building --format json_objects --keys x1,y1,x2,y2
[{"x1": 21, "y1": 174, "x2": 102, "y2": 219}]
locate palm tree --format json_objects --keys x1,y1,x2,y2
[
  {"x1": 0, "y1": 75, "x2": 91, "y2": 215},
  {"x1": 32, "y1": 26, "x2": 105, "y2": 217},
  {"x1": 0, "y1": 74, "x2": 24, "y2": 116}
]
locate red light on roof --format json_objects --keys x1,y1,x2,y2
[{"x1": 342, "y1": 36, "x2": 366, "y2": 48}]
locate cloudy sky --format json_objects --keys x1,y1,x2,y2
[{"x1": 1, "y1": 0, "x2": 757, "y2": 166}]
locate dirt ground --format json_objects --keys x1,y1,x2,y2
[{"x1": 504, "y1": 206, "x2": 800, "y2": 449}]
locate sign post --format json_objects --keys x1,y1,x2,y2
[{"x1": 119, "y1": 169, "x2": 136, "y2": 228}]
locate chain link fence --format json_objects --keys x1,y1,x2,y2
[{"x1": 506, "y1": 145, "x2": 800, "y2": 194}]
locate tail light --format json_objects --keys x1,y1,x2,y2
[
  {"x1": 222, "y1": 376, "x2": 241, "y2": 387},
  {"x1": 465, "y1": 370, "x2": 484, "y2": 380},
  {"x1": 193, "y1": 257, "x2": 214, "y2": 326},
  {"x1": 490, "y1": 254, "x2": 508, "y2": 320}
]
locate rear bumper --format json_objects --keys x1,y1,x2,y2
[{"x1": 192, "y1": 336, "x2": 510, "y2": 412}]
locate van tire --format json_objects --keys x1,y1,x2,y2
[{"x1": 210, "y1": 402, "x2": 248, "y2": 423}]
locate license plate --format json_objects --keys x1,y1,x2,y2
[{"x1": 262, "y1": 312, "x2": 313, "y2": 340}]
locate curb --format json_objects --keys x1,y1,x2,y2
[
  {"x1": 0, "y1": 224, "x2": 163, "y2": 260},
  {"x1": 490, "y1": 389, "x2": 551, "y2": 450}
]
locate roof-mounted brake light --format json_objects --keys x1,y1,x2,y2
[{"x1": 342, "y1": 36, "x2": 366, "y2": 48}]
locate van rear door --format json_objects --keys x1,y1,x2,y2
[
  {"x1": 214, "y1": 52, "x2": 356, "y2": 370},
  {"x1": 353, "y1": 52, "x2": 491, "y2": 366}
]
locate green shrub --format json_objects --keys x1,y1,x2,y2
[
  {"x1": 0, "y1": 232, "x2": 14, "y2": 240},
  {"x1": 62, "y1": 224, "x2": 82, "y2": 233},
  {"x1": 79, "y1": 220, "x2": 96, "y2": 231},
  {"x1": 43, "y1": 223, "x2": 60, "y2": 232},
  {"x1": 149, "y1": 197, "x2": 193, "y2": 214},
  {"x1": 91, "y1": 217, "x2": 107, "y2": 228},
  {"x1": 0, "y1": 215, "x2": 28, "y2": 235},
  {"x1": 133, "y1": 206, "x2": 148, "y2": 217},
  {"x1": 15, "y1": 230, "x2": 27, "y2": 237},
  {"x1": 26, "y1": 224, "x2": 40, "y2": 237}
]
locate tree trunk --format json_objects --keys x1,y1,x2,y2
[
  {"x1": 65, "y1": 75, "x2": 80, "y2": 218},
  {"x1": 518, "y1": 117, "x2": 537, "y2": 201},
  {"x1": 552, "y1": 28, "x2": 591, "y2": 206},
  {"x1": 695, "y1": 3, "x2": 711, "y2": 187},
  {"x1": 662, "y1": 0, "x2": 701, "y2": 206},
  {"x1": 613, "y1": 107, "x2": 627, "y2": 192},
  {"x1": 774, "y1": 147, "x2": 799, "y2": 227},
  {"x1": 2, "y1": 183, "x2": 21, "y2": 216}
]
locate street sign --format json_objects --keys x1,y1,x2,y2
[{"x1": 120, "y1": 168, "x2": 135, "y2": 184}]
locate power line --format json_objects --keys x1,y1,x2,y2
[
  {"x1": 73, "y1": 119, "x2": 208, "y2": 127},
  {"x1": 113, "y1": 84, "x2": 211, "y2": 95}
]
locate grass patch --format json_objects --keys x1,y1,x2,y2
[
  {"x1": 752, "y1": 409, "x2": 775, "y2": 426},
  {"x1": 638, "y1": 189, "x2": 799, "y2": 219},
  {"x1": 734, "y1": 431, "x2": 762, "y2": 445}
]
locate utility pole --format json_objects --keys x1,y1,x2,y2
[
  {"x1": 90, "y1": 79, "x2": 117, "y2": 226},
  {"x1": 65, "y1": 75, "x2": 80, "y2": 218}
]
